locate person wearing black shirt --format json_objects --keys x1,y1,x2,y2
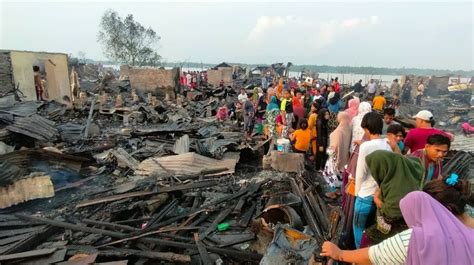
[
  {"x1": 315, "y1": 108, "x2": 330, "y2": 170},
  {"x1": 353, "y1": 79, "x2": 363, "y2": 93}
]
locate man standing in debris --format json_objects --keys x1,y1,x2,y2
[
  {"x1": 401, "y1": 79, "x2": 412, "y2": 104},
  {"x1": 390, "y1": 93, "x2": 401, "y2": 116},
  {"x1": 333, "y1": 77, "x2": 341, "y2": 94},
  {"x1": 238, "y1": 88, "x2": 247, "y2": 104},
  {"x1": 390, "y1": 79, "x2": 401, "y2": 97},
  {"x1": 353, "y1": 79, "x2": 363, "y2": 95},
  {"x1": 382, "y1": 108, "x2": 399, "y2": 135},
  {"x1": 367, "y1": 79, "x2": 377, "y2": 100},
  {"x1": 261, "y1": 75, "x2": 268, "y2": 90},
  {"x1": 280, "y1": 89, "x2": 294, "y2": 139},
  {"x1": 243, "y1": 93, "x2": 255, "y2": 141},
  {"x1": 409, "y1": 134, "x2": 450, "y2": 183},
  {"x1": 404, "y1": 110, "x2": 452, "y2": 153},
  {"x1": 33, "y1": 65, "x2": 44, "y2": 101},
  {"x1": 372, "y1": 92, "x2": 386, "y2": 112},
  {"x1": 416, "y1": 80, "x2": 425, "y2": 106},
  {"x1": 312, "y1": 88, "x2": 326, "y2": 108},
  {"x1": 186, "y1": 72, "x2": 192, "y2": 88}
]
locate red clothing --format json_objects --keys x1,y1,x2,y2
[
  {"x1": 409, "y1": 149, "x2": 442, "y2": 182},
  {"x1": 276, "y1": 115, "x2": 283, "y2": 124},
  {"x1": 216, "y1": 106, "x2": 228, "y2": 121},
  {"x1": 462, "y1": 122, "x2": 474, "y2": 134},
  {"x1": 404, "y1": 128, "x2": 451, "y2": 152},
  {"x1": 334, "y1": 82, "x2": 341, "y2": 93},
  {"x1": 292, "y1": 97, "x2": 305, "y2": 119}
]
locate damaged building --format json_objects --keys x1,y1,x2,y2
[
  {"x1": 121, "y1": 65, "x2": 179, "y2": 100},
  {"x1": 0, "y1": 50, "x2": 72, "y2": 106},
  {"x1": 207, "y1": 62, "x2": 234, "y2": 87}
]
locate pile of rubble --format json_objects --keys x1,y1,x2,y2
[
  {"x1": 0, "y1": 170, "x2": 343, "y2": 264},
  {"x1": 0, "y1": 83, "x2": 344, "y2": 264},
  {"x1": 0, "y1": 69, "x2": 472, "y2": 264},
  {"x1": 410, "y1": 94, "x2": 471, "y2": 129}
]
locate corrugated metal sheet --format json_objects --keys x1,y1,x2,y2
[
  {"x1": 0, "y1": 174, "x2": 54, "y2": 209},
  {"x1": 5, "y1": 114, "x2": 58, "y2": 142},
  {"x1": 0, "y1": 149, "x2": 86, "y2": 186},
  {"x1": 135, "y1": 152, "x2": 240, "y2": 177}
]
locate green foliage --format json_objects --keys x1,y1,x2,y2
[
  {"x1": 98, "y1": 9, "x2": 161, "y2": 67},
  {"x1": 68, "y1": 54, "x2": 80, "y2": 67}
]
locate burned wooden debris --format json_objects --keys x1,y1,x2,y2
[
  {"x1": 0, "y1": 173, "x2": 342, "y2": 264},
  {"x1": 0, "y1": 82, "x2": 349, "y2": 264},
  {"x1": 1, "y1": 66, "x2": 470, "y2": 264}
]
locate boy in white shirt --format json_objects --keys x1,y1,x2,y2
[{"x1": 353, "y1": 112, "x2": 392, "y2": 248}]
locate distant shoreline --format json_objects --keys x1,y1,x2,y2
[{"x1": 88, "y1": 59, "x2": 473, "y2": 77}]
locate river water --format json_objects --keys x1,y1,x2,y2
[{"x1": 179, "y1": 67, "x2": 470, "y2": 86}]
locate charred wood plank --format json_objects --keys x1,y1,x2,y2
[
  {"x1": 194, "y1": 233, "x2": 212, "y2": 265},
  {"x1": 82, "y1": 219, "x2": 137, "y2": 232},
  {"x1": 0, "y1": 233, "x2": 31, "y2": 246},
  {"x1": 76, "y1": 180, "x2": 217, "y2": 208},
  {"x1": 290, "y1": 178, "x2": 324, "y2": 243},
  {"x1": 0, "y1": 226, "x2": 46, "y2": 238},
  {"x1": 305, "y1": 190, "x2": 329, "y2": 234},
  {"x1": 98, "y1": 227, "x2": 203, "y2": 248},
  {"x1": 67, "y1": 245, "x2": 191, "y2": 263},
  {"x1": 144, "y1": 199, "x2": 178, "y2": 229},
  {"x1": 15, "y1": 214, "x2": 262, "y2": 261},
  {"x1": 199, "y1": 208, "x2": 232, "y2": 240},
  {"x1": 0, "y1": 248, "x2": 56, "y2": 261},
  {"x1": 1, "y1": 226, "x2": 55, "y2": 255},
  {"x1": 239, "y1": 201, "x2": 257, "y2": 228}
]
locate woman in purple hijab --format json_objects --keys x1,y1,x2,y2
[
  {"x1": 402, "y1": 179, "x2": 474, "y2": 265},
  {"x1": 320, "y1": 175, "x2": 473, "y2": 264}
]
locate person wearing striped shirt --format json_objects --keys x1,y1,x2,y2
[{"x1": 321, "y1": 176, "x2": 474, "y2": 265}]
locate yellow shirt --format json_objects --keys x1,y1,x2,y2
[
  {"x1": 373, "y1": 96, "x2": 386, "y2": 111},
  {"x1": 293, "y1": 129, "x2": 311, "y2": 151},
  {"x1": 308, "y1": 113, "x2": 317, "y2": 138}
]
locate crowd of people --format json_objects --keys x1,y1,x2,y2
[
  {"x1": 216, "y1": 76, "x2": 472, "y2": 264},
  {"x1": 179, "y1": 71, "x2": 208, "y2": 89}
]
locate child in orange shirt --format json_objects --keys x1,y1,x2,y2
[{"x1": 290, "y1": 119, "x2": 311, "y2": 154}]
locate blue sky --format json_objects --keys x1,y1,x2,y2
[{"x1": 1, "y1": 0, "x2": 472, "y2": 70}]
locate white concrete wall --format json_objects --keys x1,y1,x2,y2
[{"x1": 10, "y1": 51, "x2": 71, "y2": 104}]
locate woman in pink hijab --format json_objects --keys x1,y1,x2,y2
[{"x1": 346, "y1": 97, "x2": 360, "y2": 122}]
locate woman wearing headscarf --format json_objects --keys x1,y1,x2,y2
[
  {"x1": 265, "y1": 96, "x2": 280, "y2": 139},
  {"x1": 351, "y1": 102, "x2": 372, "y2": 152},
  {"x1": 365, "y1": 150, "x2": 424, "y2": 245},
  {"x1": 327, "y1": 89, "x2": 341, "y2": 133},
  {"x1": 329, "y1": 112, "x2": 352, "y2": 172},
  {"x1": 346, "y1": 97, "x2": 360, "y2": 122},
  {"x1": 308, "y1": 103, "x2": 318, "y2": 160},
  {"x1": 324, "y1": 111, "x2": 352, "y2": 199},
  {"x1": 321, "y1": 176, "x2": 474, "y2": 265},
  {"x1": 315, "y1": 109, "x2": 330, "y2": 170}
]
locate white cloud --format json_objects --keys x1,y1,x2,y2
[
  {"x1": 247, "y1": 16, "x2": 287, "y2": 42},
  {"x1": 246, "y1": 15, "x2": 379, "y2": 50}
]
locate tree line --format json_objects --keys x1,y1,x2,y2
[
  {"x1": 94, "y1": 9, "x2": 472, "y2": 77},
  {"x1": 165, "y1": 62, "x2": 473, "y2": 77}
]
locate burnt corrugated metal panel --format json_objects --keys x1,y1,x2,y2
[
  {"x1": 0, "y1": 174, "x2": 54, "y2": 209},
  {"x1": 5, "y1": 114, "x2": 58, "y2": 142},
  {"x1": 0, "y1": 149, "x2": 86, "y2": 186},
  {"x1": 0, "y1": 162, "x2": 24, "y2": 187},
  {"x1": 136, "y1": 152, "x2": 240, "y2": 177}
]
